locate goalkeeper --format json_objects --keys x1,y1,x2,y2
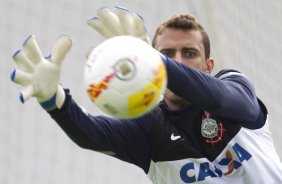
[{"x1": 11, "y1": 6, "x2": 282, "y2": 183}]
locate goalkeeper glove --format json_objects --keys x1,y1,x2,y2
[
  {"x1": 87, "y1": 6, "x2": 150, "y2": 44},
  {"x1": 11, "y1": 35, "x2": 72, "y2": 111}
]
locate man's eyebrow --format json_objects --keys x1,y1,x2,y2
[
  {"x1": 160, "y1": 48, "x2": 174, "y2": 51},
  {"x1": 182, "y1": 47, "x2": 200, "y2": 54},
  {"x1": 182, "y1": 47, "x2": 199, "y2": 51},
  {"x1": 159, "y1": 48, "x2": 175, "y2": 52},
  {"x1": 159, "y1": 47, "x2": 200, "y2": 52}
]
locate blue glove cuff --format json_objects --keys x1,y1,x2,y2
[{"x1": 40, "y1": 94, "x2": 57, "y2": 111}]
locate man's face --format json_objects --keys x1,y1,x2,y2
[
  {"x1": 154, "y1": 28, "x2": 213, "y2": 108},
  {"x1": 154, "y1": 28, "x2": 208, "y2": 70}
]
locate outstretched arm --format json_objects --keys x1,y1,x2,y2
[
  {"x1": 162, "y1": 56, "x2": 264, "y2": 127},
  {"x1": 49, "y1": 90, "x2": 152, "y2": 172},
  {"x1": 10, "y1": 35, "x2": 152, "y2": 172}
]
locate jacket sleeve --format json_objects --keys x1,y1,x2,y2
[
  {"x1": 163, "y1": 57, "x2": 265, "y2": 128},
  {"x1": 47, "y1": 90, "x2": 152, "y2": 171}
]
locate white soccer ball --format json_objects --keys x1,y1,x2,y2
[{"x1": 84, "y1": 36, "x2": 167, "y2": 119}]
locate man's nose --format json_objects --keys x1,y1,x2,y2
[{"x1": 173, "y1": 51, "x2": 182, "y2": 63}]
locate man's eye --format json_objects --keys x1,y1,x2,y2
[
  {"x1": 183, "y1": 51, "x2": 196, "y2": 58},
  {"x1": 161, "y1": 51, "x2": 174, "y2": 58}
]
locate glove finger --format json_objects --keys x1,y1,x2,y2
[
  {"x1": 96, "y1": 7, "x2": 122, "y2": 36},
  {"x1": 131, "y1": 13, "x2": 151, "y2": 44},
  {"x1": 139, "y1": 34, "x2": 151, "y2": 44},
  {"x1": 87, "y1": 17, "x2": 113, "y2": 38},
  {"x1": 114, "y1": 6, "x2": 135, "y2": 35},
  {"x1": 51, "y1": 35, "x2": 72, "y2": 66},
  {"x1": 19, "y1": 85, "x2": 35, "y2": 103},
  {"x1": 22, "y1": 35, "x2": 43, "y2": 64},
  {"x1": 13, "y1": 49, "x2": 34, "y2": 72},
  {"x1": 115, "y1": 7, "x2": 150, "y2": 44},
  {"x1": 131, "y1": 13, "x2": 147, "y2": 36},
  {"x1": 10, "y1": 69, "x2": 32, "y2": 86}
]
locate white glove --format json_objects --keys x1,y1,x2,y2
[
  {"x1": 11, "y1": 35, "x2": 72, "y2": 110},
  {"x1": 87, "y1": 6, "x2": 150, "y2": 44}
]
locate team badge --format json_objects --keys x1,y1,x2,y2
[
  {"x1": 201, "y1": 111, "x2": 225, "y2": 144},
  {"x1": 201, "y1": 117, "x2": 218, "y2": 139}
]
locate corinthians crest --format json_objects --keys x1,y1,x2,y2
[
  {"x1": 201, "y1": 117, "x2": 218, "y2": 139},
  {"x1": 201, "y1": 111, "x2": 225, "y2": 144}
]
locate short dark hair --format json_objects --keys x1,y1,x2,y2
[{"x1": 152, "y1": 14, "x2": 211, "y2": 59}]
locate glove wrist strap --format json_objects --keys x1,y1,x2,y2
[
  {"x1": 40, "y1": 94, "x2": 56, "y2": 110},
  {"x1": 40, "y1": 86, "x2": 65, "y2": 111}
]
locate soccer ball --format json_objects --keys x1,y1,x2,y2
[{"x1": 83, "y1": 36, "x2": 167, "y2": 119}]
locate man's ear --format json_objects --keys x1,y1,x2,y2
[{"x1": 206, "y1": 58, "x2": 214, "y2": 74}]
